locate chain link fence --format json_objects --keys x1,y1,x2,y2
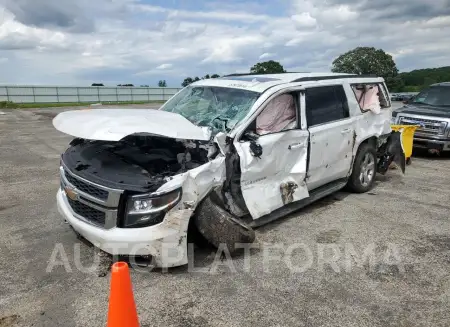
[{"x1": 0, "y1": 86, "x2": 182, "y2": 103}]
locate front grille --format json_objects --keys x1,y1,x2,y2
[
  {"x1": 67, "y1": 197, "x2": 106, "y2": 226},
  {"x1": 398, "y1": 116, "x2": 444, "y2": 135},
  {"x1": 64, "y1": 171, "x2": 108, "y2": 200}
]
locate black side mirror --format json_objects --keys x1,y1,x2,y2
[
  {"x1": 249, "y1": 141, "x2": 263, "y2": 158},
  {"x1": 243, "y1": 130, "x2": 259, "y2": 142}
]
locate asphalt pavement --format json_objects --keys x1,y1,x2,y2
[{"x1": 0, "y1": 103, "x2": 449, "y2": 327}]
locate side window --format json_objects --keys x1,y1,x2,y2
[
  {"x1": 305, "y1": 86, "x2": 349, "y2": 127},
  {"x1": 254, "y1": 93, "x2": 298, "y2": 135},
  {"x1": 351, "y1": 83, "x2": 389, "y2": 112}
]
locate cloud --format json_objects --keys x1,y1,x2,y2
[
  {"x1": 1, "y1": 0, "x2": 96, "y2": 32},
  {"x1": 259, "y1": 53, "x2": 275, "y2": 59},
  {"x1": 291, "y1": 13, "x2": 317, "y2": 28},
  {"x1": 156, "y1": 63, "x2": 173, "y2": 69},
  {"x1": 0, "y1": 0, "x2": 449, "y2": 86}
]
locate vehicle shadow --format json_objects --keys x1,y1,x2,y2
[
  {"x1": 374, "y1": 171, "x2": 405, "y2": 186},
  {"x1": 411, "y1": 148, "x2": 450, "y2": 161}
]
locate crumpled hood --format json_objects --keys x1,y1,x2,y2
[{"x1": 52, "y1": 108, "x2": 211, "y2": 141}]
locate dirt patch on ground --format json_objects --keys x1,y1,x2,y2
[
  {"x1": 34, "y1": 112, "x2": 59, "y2": 119},
  {"x1": 366, "y1": 263, "x2": 402, "y2": 281},
  {"x1": 316, "y1": 229, "x2": 341, "y2": 243},
  {"x1": 411, "y1": 234, "x2": 450, "y2": 257},
  {"x1": 0, "y1": 315, "x2": 20, "y2": 327}
]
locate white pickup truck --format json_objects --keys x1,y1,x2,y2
[{"x1": 53, "y1": 73, "x2": 405, "y2": 267}]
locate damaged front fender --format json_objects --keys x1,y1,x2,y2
[{"x1": 156, "y1": 156, "x2": 226, "y2": 208}]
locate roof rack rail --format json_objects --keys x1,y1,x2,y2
[
  {"x1": 291, "y1": 74, "x2": 379, "y2": 82},
  {"x1": 223, "y1": 72, "x2": 309, "y2": 77}
]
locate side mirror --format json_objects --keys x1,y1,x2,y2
[{"x1": 243, "y1": 130, "x2": 259, "y2": 142}]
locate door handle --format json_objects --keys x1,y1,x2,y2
[
  {"x1": 341, "y1": 128, "x2": 351, "y2": 134},
  {"x1": 288, "y1": 143, "x2": 303, "y2": 150}
]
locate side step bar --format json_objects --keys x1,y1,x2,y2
[{"x1": 246, "y1": 178, "x2": 348, "y2": 228}]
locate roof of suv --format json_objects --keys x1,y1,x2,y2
[{"x1": 192, "y1": 72, "x2": 382, "y2": 93}]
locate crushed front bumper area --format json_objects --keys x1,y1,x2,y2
[{"x1": 56, "y1": 189, "x2": 192, "y2": 268}]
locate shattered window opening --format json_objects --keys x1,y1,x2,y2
[
  {"x1": 161, "y1": 86, "x2": 260, "y2": 136},
  {"x1": 351, "y1": 83, "x2": 389, "y2": 113},
  {"x1": 256, "y1": 93, "x2": 298, "y2": 135}
]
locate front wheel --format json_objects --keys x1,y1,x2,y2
[
  {"x1": 347, "y1": 143, "x2": 377, "y2": 193},
  {"x1": 194, "y1": 194, "x2": 256, "y2": 254}
]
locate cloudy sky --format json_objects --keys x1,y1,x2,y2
[{"x1": 0, "y1": 0, "x2": 449, "y2": 87}]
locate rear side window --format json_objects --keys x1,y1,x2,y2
[
  {"x1": 305, "y1": 86, "x2": 349, "y2": 126},
  {"x1": 351, "y1": 83, "x2": 390, "y2": 112}
]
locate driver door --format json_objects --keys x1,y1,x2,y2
[{"x1": 234, "y1": 92, "x2": 310, "y2": 219}]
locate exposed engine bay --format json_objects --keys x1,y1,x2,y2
[{"x1": 62, "y1": 135, "x2": 211, "y2": 192}]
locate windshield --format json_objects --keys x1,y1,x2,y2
[
  {"x1": 161, "y1": 86, "x2": 260, "y2": 135},
  {"x1": 411, "y1": 86, "x2": 450, "y2": 107}
]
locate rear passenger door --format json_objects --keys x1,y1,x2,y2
[{"x1": 305, "y1": 85, "x2": 355, "y2": 190}]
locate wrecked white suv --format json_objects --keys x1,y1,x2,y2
[{"x1": 54, "y1": 73, "x2": 405, "y2": 267}]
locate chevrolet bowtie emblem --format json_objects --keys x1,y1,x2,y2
[{"x1": 64, "y1": 186, "x2": 79, "y2": 201}]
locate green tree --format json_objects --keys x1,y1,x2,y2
[
  {"x1": 250, "y1": 60, "x2": 286, "y2": 74},
  {"x1": 181, "y1": 74, "x2": 221, "y2": 86},
  {"x1": 181, "y1": 77, "x2": 193, "y2": 87},
  {"x1": 423, "y1": 77, "x2": 437, "y2": 87},
  {"x1": 158, "y1": 80, "x2": 167, "y2": 87},
  {"x1": 386, "y1": 76, "x2": 404, "y2": 92},
  {"x1": 331, "y1": 47, "x2": 398, "y2": 79}
]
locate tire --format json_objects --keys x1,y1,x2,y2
[
  {"x1": 347, "y1": 143, "x2": 377, "y2": 193},
  {"x1": 194, "y1": 194, "x2": 255, "y2": 254}
]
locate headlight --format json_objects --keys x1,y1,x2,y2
[
  {"x1": 391, "y1": 115, "x2": 397, "y2": 124},
  {"x1": 123, "y1": 188, "x2": 181, "y2": 228}
]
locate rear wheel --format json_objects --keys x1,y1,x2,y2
[{"x1": 347, "y1": 143, "x2": 377, "y2": 193}]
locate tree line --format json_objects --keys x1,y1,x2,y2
[
  {"x1": 181, "y1": 74, "x2": 221, "y2": 87},
  {"x1": 180, "y1": 48, "x2": 447, "y2": 92},
  {"x1": 91, "y1": 47, "x2": 447, "y2": 92}
]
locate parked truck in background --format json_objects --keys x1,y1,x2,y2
[{"x1": 392, "y1": 82, "x2": 450, "y2": 154}]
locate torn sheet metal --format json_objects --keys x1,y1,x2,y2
[
  {"x1": 377, "y1": 131, "x2": 406, "y2": 174},
  {"x1": 234, "y1": 130, "x2": 309, "y2": 219},
  {"x1": 354, "y1": 109, "x2": 392, "y2": 146},
  {"x1": 213, "y1": 132, "x2": 228, "y2": 155},
  {"x1": 52, "y1": 109, "x2": 211, "y2": 141},
  {"x1": 156, "y1": 156, "x2": 226, "y2": 208}
]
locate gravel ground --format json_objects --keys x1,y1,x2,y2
[{"x1": 0, "y1": 104, "x2": 449, "y2": 327}]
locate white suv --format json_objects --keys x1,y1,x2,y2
[{"x1": 53, "y1": 73, "x2": 405, "y2": 267}]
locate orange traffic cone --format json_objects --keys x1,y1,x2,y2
[{"x1": 107, "y1": 262, "x2": 140, "y2": 327}]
